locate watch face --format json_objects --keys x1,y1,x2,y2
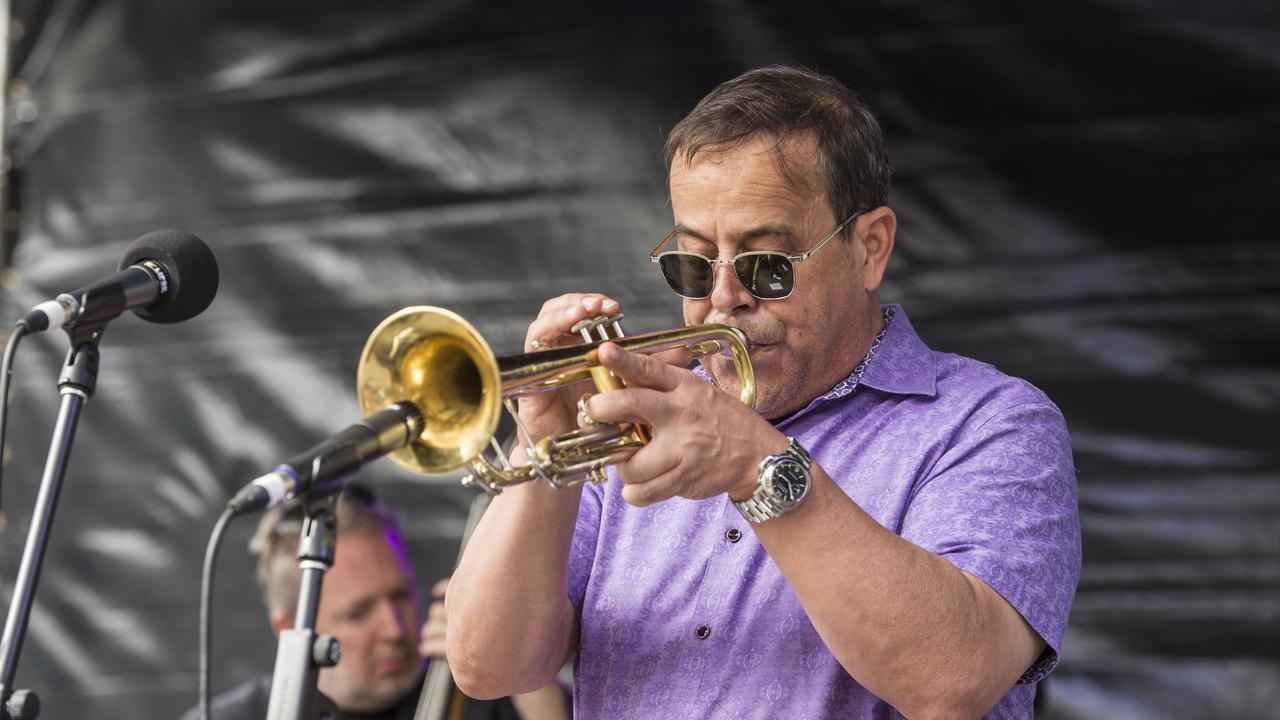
[{"x1": 770, "y1": 460, "x2": 808, "y2": 503}]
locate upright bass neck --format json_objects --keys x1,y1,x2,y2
[{"x1": 413, "y1": 492, "x2": 492, "y2": 720}]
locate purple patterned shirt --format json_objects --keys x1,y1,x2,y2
[{"x1": 566, "y1": 304, "x2": 1081, "y2": 719}]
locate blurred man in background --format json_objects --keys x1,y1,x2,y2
[{"x1": 182, "y1": 485, "x2": 567, "y2": 720}]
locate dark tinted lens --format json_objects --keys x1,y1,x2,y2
[
  {"x1": 734, "y1": 253, "x2": 794, "y2": 299},
  {"x1": 658, "y1": 254, "x2": 714, "y2": 298}
]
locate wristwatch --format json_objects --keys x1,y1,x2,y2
[{"x1": 733, "y1": 437, "x2": 813, "y2": 523}]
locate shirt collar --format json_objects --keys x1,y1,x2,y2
[{"x1": 852, "y1": 303, "x2": 937, "y2": 398}]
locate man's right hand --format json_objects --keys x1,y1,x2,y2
[{"x1": 516, "y1": 293, "x2": 621, "y2": 442}]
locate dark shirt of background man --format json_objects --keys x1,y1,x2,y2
[{"x1": 178, "y1": 673, "x2": 522, "y2": 720}]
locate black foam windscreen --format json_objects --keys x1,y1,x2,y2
[{"x1": 118, "y1": 230, "x2": 219, "y2": 324}]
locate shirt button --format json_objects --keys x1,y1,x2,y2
[
  {"x1": 726, "y1": 528, "x2": 742, "y2": 543},
  {"x1": 695, "y1": 625, "x2": 711, "y2": 640}
]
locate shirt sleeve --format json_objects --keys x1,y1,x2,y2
[
  {"x1": 567, "y1": 480, "x2": 604, "y2": 617},
  {"x1": 899, "y1": 399, "x2": 1081, "y2": 682}
]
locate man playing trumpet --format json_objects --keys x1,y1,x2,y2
[{"x1": 445, "y1": 65, "x2": 1080, "y2": 719}]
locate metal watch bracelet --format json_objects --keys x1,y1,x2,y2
[{"x1": 734, "y1": 437, "x2": 812, "y2": 523}]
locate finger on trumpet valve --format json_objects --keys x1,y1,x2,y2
[{"x1": 577, "y1": 394, "x2": 601, "y2": 426}]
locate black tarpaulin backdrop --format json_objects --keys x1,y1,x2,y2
[{"x1": 0, "y1": 1, "x2": 1277, "y2": 718}]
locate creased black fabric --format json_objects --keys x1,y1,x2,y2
[{"x1": 0, "y1": 1, "x2": 1276, "y2": 718}]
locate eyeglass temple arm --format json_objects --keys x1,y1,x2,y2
[
  {"x1": 796, "y1": 212, "x2": 860, "y2": 261},
  {"x1": 648, "y1": 230, "x2": 678, "y2": 259}
]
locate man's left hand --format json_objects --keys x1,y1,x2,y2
[
  {"x1": 583, "y1": 342, "x2": 787, "y2": 506},
  {"x1": 418, "y1": 578, "x2": 448, "y2": 658}
]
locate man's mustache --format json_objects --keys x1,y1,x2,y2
[{"x1": 704, "y1": 314, "x2": 786, "y2": 347}]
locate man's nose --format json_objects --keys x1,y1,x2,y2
[
  {"x1": 376, "y1": 601, "x2": 412, "y2": 640},
  {"x1": 709, "y1": 261, "x2": 756, "y2": 313}
]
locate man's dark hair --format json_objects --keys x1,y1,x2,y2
[{"x1": 664, "y1": 65, "x2": 892, "y2": 227}]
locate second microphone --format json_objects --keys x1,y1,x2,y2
[{"x1": 227, "y1": 403, "x2": 424, "y2": 516}]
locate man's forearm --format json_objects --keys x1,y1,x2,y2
[
  {"x1": 511, "y1": 682, "x2": 571, "y2": 720},
  {"x1": 446, "y1": 477, "x2": 582, "y2": 698},
  {"x1": 755, "y1": 469, "x2": 1042, "y2": 719}
]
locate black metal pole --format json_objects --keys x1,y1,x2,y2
[{"x1": 0, "y1": 336, "x2": 101, "y2": 720}]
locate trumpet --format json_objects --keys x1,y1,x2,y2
[{"x1": 355, "y1": 306, "x2": 755, "y2": 492}]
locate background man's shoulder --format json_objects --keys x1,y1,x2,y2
[{"x1": 178, "y1": 674, "x2": 272, "y2": 720}]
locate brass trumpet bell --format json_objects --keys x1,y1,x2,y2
[{"x1": 357, "y1": 307, "x2": 501, "y2": 475}]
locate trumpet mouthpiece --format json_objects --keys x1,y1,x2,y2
[{"x1": 688, "y1": 340, "x2": 727, "y2": 358}]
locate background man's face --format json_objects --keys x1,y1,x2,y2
[
  {"x1": 313, "y1": 530, "x2": 425, "y2": 712},
  {"x1": 669, "y1": 133, "x2": 876, "y2": 418}
]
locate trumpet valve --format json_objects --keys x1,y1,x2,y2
[{"x1": 571, "y1": 313, "x2": 626, "y2": 342}]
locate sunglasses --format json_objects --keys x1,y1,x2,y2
[{"x1": 649, "y1": 212, "x2": 861, "y2": 300}]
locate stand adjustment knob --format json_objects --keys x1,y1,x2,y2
[
  {"x1": 6, "y1": 689, "x2": 40, "y2": 720},
  {"x1": 313, "y1": 635, "x2": 342, "y2": 668}
]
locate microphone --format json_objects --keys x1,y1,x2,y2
[
  {"x1": 227, "y1": 403, "x2": 424, "y2": 516},
  {"x1": 21, "y1": 230, "x2": 219, "y2": 332}
]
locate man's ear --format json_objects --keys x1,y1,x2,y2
[
  {"x1": 270, "y1": 612, "x2": 293, "y2": 638},
  {"x1": 858, "y1": 206, "x2": 896, "y2": 293}
]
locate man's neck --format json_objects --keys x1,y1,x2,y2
[{"x1": 824, "y1": 298, "x2": 886, "y2": 391}]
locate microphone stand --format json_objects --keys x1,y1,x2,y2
[
  {"x1": 264, "y1": 476, "x2": 343, "y2": 720},
  {"x1": 0, "y1": 322, "x2": 106, "y2": 720}
]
